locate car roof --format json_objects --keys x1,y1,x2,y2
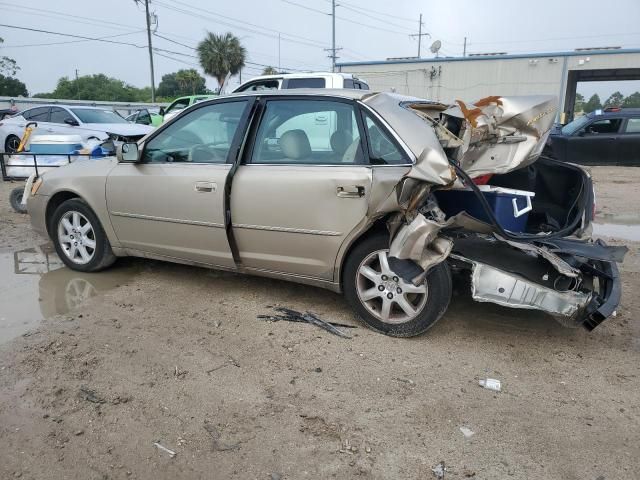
[
  {"x1": 239, "y1": 72, "x2": 362, "y2": 82},
  {"x1": 223, "y1": 88, "x2": 374, "y2": 101},
  {"x1": 20, "y1": 105, "x2": 112, "y2": 110},
  {"x1": 590, "y1": 108, "x2": 640, "y2": 118}
]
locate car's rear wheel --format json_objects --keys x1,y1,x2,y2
[
  {"x1": 343, "y1": 233, "x2": 451, "y2": 337},
  {"x1": 51, "y1": 198, "x2": 116, "y2": 272},
  {"x1": 5, "y1": 134, "x2": 21, "y2": 153}
]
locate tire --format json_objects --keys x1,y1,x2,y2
[
  {"x1": 342, "y1": 233, "x2": 452, "y2": 337},
  {"x1": 50, "y1": 198, "x2": 116, "y2": 272},
  {"x1": 5, "y1": 134, "x2": 21, "y2": 153},
  {"x1": 10, "y1": 186, "x2": 27, "y2": 214}
]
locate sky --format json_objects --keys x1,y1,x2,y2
[{"x1": 1, "y1": 0, "x2": 640, "y2": 100}]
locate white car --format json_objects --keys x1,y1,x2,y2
[
  {"x1": 0, "y1": 105, "x2": 154, "y2": 153},
  {"x1": 232, "y1": 72, "x2": 369, "y2": 93}
]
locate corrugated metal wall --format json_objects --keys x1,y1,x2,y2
[{"x1": 338, "y1": 51, "x2": 640, "y2": 103}]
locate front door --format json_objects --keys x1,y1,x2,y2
[
  {"x1": 566, "y1": 117, "x2": 623, "y2": 165},
  {"x1": 106, "y1": 99, "x2": 250, "y2": 268},
  {"x1": 231, "y1": 97, "x2": 374, "y2": 280}
]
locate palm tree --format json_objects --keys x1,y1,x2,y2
[
  {"x1": 197, "y1": 32, "x2": 246, "y2": 89},
  {"x1": 262, "y1": 66, "x2": 278, "y2": 75}
]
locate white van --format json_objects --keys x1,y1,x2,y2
[{"x1": 232, "y1": 72, "x2": 369, "y2": 93}]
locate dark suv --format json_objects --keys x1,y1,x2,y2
[{"x1": 544, "y1": 108, "x2": 640, "y2": 165}]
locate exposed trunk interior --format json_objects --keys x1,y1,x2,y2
[{"x1": 485, "y1": 157, "x2": 591, "y2": 235}]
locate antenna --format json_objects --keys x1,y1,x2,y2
[{"x1": 430, "y1": 40, "x2": 442, "y2": 57}]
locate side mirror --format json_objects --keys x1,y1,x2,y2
[
  {"x1": 159, "y1": 107, "x2": 165, "y2": 116},
  {"x1": 116, "y1": 142, "x2": 140, "y2": 163},
  {"x1": 64, "y1": 118, "x2": 79, "y2": 126}
]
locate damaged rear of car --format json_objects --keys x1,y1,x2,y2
[{"x1": 362, "y1": 93, "x2": 626, "y2": 336}]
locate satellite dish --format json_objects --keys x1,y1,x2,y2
[{"x1": 430, "y1": 40, "x2": 442, "y2": 56}]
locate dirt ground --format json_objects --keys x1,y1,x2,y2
[{"x1": 0, "y1": 168, "x2": 639, "y2": 480}]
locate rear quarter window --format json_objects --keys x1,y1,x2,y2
[
  {"x1": 624, "y1": 118, "x2": 640, "y2": 133},
  {"x1": 286, "y1": 78, "x2": 326, "y2": 89}
]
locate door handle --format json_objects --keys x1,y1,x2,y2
[
  {"x1": 46, "y1": 128, "x2": 54, "y2": 132},
  {"x1": 195, "y1": 181, "x2": 216, "y2": 193},
  {"x1": 337, "y1": 185, "x2": 365, "y2": 198}
]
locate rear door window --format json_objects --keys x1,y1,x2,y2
[
  {"x1": 285, "y1": 78, "x2": 326, "y2": 89},
  {"x1": 23, "y1": 107, "x2": 50, "y2": 122},
  {"x1": 624, "y1": 118, "x2": 640, "y2": 133},
  {"x1": 587, "y1": 118, "x2": 622, "y2": 134},
  {"x1": 250, "y1": 99, "x2": 363, "y2": 164},
  {"x1": 237, "y1": 79, "x2": 280, "y2": 92}
]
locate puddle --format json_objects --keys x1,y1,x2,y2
[
  {"x1": 0, "y1": 244, "x2": 139, "y2": 345},
  {"x1": 592, "y1": 223, "x2": 640, "y2": 242}
]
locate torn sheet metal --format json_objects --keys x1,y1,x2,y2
[
  {"x1": 389, "y1": 213, "x2": 453, "y2": 268},
  {"x1": 470, "y1": 262, "x2": 591, "y2": 317},
  {"x1": 494, "y1": 235, "x2": 581, "y2": 278},
  {"x1": 403, "y1": 95, "x2": 557, "y2": 178}
]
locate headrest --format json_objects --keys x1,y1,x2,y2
[
  {"x1": 280, "y1": 129, "x2": 311, "y2": 160},
  {"x1": 330, "y1": 130, "x2": 352, "y2": 156}
]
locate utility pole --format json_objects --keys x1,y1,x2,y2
[
  {"x1": 75, "y1": 69, "x2": 79, "y2": 99},
  {"x1": 463, "y1": 37, "x2": 467, "y2": 57},
  {"x1": 331, "y1": 0, "x2": 336, "y2": 71},
  {"x1": 324, "y1": 0, "x2": 341, "y2": 71},
  {"x1": 409, "y1": 14, "x2": 430, "y2": 58},
  {"x1": 278, "y1": 33, "x2": 281, "y2": 72},
  {"x1": 142, "y1": 0, "x2": 156, "y2": 102}
]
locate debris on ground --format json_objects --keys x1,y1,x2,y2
[
  {"x1": 478, "y1": 378, "x2": 501, "y2": 392},
  {"x1": 203, "y1": 421, "x2": 240, "y2": 451},
  {"x1": 153, "y1": 441, "x2": 176, "y2": 458},
  {"x1": 459, "y1": 426, "x2": 475, "y2": 438},
  {"x1": 79, "y1": 386, "x2": 106, "y2": 404},
  {"x1": 432, "y1": 461, "x2": 446, "y2": 478},
  {"x1": 258, "y1": 307, "x2": 354, "y2": 338}
]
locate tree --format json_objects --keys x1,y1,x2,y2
[
  {"x1": 262, "y1": 66, "x2": 278, "y2": 75},
  {"x1": 604, "y1": 91, "x2": 624, "y2": 108},
  {"x1": 0, "y1": 74, "x2": 28, "y2": 96},
  {"x1": 0, "y1": 37, "x2": 19, "y2": 76},
  {"x1": 623, "y1": 92, "x2": 640, "y2": 108},
  {"x1": 35, "y1": 74, "x2": 151, "y2": 102},
  {"x1": 583, "y1": 94, "x2": 602, "y2": 113},
  {"x1": 157, "y1": 69, "x2": 207, "y2": 97},
  {"x1": 574, "y1": 93, "x2": 585, "y2": 113},
  {"x1": 197, "y1": 32, "x2": 246, "y2": 88}
]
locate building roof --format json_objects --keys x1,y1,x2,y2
[{"x1": 337, "y1": 48, "x2": 640, "y2": 68}]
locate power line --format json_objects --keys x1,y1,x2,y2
[
  {"x1": 1, "y1": 30, "x2": 145, "y2": 48},
  {"x1": 0, "y1": 24, "x2": 149, "y2": 48},
  {"x1": 153, "y1": 0, "x2": 329, "y2": 49},
  {"x1": 327, "y1": 0, "x2": 417, "y2": 23}
]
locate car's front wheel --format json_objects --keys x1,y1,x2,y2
[
  {"x1": 5, "y1": 134, "x2": 21, "y2": 153},
  {"x1": 51, "y1": 198, "x2": 116, "y2": 272},
  {"x1": 343, "y1": 234, "x2": 451, "y2": 337}
]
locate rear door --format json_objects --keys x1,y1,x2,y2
[
  {"x1": 106, "y1": 98, "x2": 252, "y2": 267},
  {"x1": 617, "y1": 117, "x2": 640, "y2": 165},
  {"x1": 231, "y1": 96, "x2": 371, "y2": 280},
  {"x1": 565, "y1": 117, "x2": 623, "y2": 165}
]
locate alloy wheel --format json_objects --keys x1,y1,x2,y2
[
  {"x1": 57, "y1": 211, "x2": 96, "y2": 265},
  {"x1": 355, "y1": 249, "x2": 428, "y2": 324}
]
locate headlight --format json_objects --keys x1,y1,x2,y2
[{"x1": 31, "y1": 177, "x2": 43, "y2": 196}]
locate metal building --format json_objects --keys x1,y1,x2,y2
[{"x1": 337, "y1": 48, "x2": 640, "y2": 123}]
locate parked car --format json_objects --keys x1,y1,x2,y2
[
  {"x1": 125, "y1": 109, "x2": 163, "y2": 127},
  {"x1": 161, "y1": 95, "x2": 218, "y2": 123},
  {"x1": 0, "y1": 105, "x2": 154, "y2": 153},
  {"x1": 544, "y1": 107, "x2": 640, "y2": 165},
  {"x1": 233, "y1": 72, "x2": 369, "y2": 93},
  {"x1": 26, "y1": 90, "x2": 625, "y2": 337}
]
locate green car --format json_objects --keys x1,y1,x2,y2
[{"x1": 161, "y1": 95, "x2": 218, "y2": 122}]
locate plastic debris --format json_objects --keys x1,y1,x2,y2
[
  {"x1": 478, "y1": 378, "x2": 501, "y2": 391},
  {"x1": 432, "y1": 461, "x2": 446, "y2": 478},
  {"x1": 153, "y1": 441, "x2": 176, "y2": 458},
  {"x1": 459, "y1": 426, "x2": 475, "y2": 438},
  {"x1": 258, "y1": 307, "x2": 354, "y2": 338}
]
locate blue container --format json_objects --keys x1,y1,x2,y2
[{"x1": 435, "y1": 186, "x2": 535, "y2": 233}]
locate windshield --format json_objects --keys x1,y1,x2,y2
[
  {"x1": 561, "y1": 115, "x2": 591, "y2": 136},
  {"x1": 71, "y1": 108, "x2": 128, "y2": 124}
]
